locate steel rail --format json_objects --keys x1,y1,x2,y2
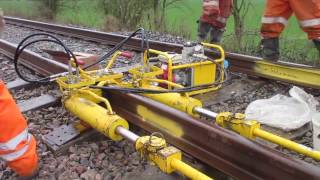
[
  {"x1": 220, "y1": 52, "x2": 320, "y2": 89},
  {"x1": 0, "y1": 39, "x2": 68, "y2": 75},
  {"x1": 4, "y1": 16, "x2": 320, "y2": 89},
  {"x1": 1, "y1": 40, "x2": 320, "y2": 179},
  {"x1": 106, "y1": 91, "x2": 320, "y2": 180}
]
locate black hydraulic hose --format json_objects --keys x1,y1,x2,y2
[
  {"x1": 14, "y1": 33, "x2": 78, "y2": 83},
  {"x1": 15, "y1": 33, "x2": 78, "y2": 67},
  {"x1": 90, "y1": 77, "x2": 230, "y2": 94},
  {"x1": 83, "y1": 28, "x2": 146, "y2": 70}
]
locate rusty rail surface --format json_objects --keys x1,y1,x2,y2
[
  {"x1": 1, "y1": 39, "x2": 320, "y2": 179},
  {"x1": 5, "y1": 16, "x2": 320, "y2": 89},
  {"x1": 0, "y1": 39, "x2": 67, "y2": 75},
  {"x1": 107, "y1": 91, "x2": 320, "y2": 180}
]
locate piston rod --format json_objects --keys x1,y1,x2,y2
[
  {"x1": 116, "y1": 126, "x2": 139, "y2": 143},
  {"x1": 194, "y1": 107, "x2": 217, "y2": 118}
]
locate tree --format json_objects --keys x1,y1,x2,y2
[
  {"x1": 152, "y1": 0, "x2": 184, "y2": 31},
  {"x1": 232, "y1": 0, "x2": 252, "y2": 49},
  {"x1": 101, "y1": 0, "x2": 153, "y2": 30},
  {"x1": 37, "y1": 0, "x2": 61, "y2": 19}
]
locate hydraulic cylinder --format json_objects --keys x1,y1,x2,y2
[{"x1": 64, "y1": 95, "x2": 129, "y2": 141}]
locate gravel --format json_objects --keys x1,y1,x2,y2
[
  {"x1": 209, "y1": 78, "x2": 291, "y2": 113},
  {"x1": 0, "y1": 55, "x2": 16, "y2": 82}
]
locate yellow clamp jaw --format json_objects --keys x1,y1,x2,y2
[
  {"x1": 216, "y1": 112, "x2": 260, "y2": 140},
  {"x1": 135, "y1": 134, "x2": 181, "y2": 174}
]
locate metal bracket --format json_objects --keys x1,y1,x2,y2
[
  {"x1": 43, "y1": 123, "x2": 98, "y2": 155},
  {"x1": 44, "y1": 124, "x2": 80, "y2": 146}
]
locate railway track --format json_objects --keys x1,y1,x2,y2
[
  {"x1": 4, "y1": 16, "x2": 320, "y2": 89},
  {"x1": 1, "y1": 17, "x2": 320, "y2": 179}
]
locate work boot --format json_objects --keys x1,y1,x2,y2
[
  {"x1": 260, "y1": 38, "x2": 280, "y2": 61},
  {"x1": 313, "y1": 39, "x2": 320, "y2": 51},
  {"x1": 197, "y1": 20, "x2": 211, "y2": 42},
  {"x1": 209, "y1": 27, "x2": 224, "y2": 44},
  {"x1": 17, "y1": 165, "x2": 39, "y2": 180}
]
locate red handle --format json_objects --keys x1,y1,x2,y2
[
  {"x1": 75, "y1": 59, "x2": 85, "y2": 66},
  {"x1": 119, "y1": 51, "x2": 134, "y2": 59}
]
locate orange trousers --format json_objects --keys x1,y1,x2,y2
[
  {"x1": 261, "y1": 0, "x2": 320, "y2": 39},
  {"x1": 0, "y1": 80, "x2": 38, "y2": 176},
  {"x1": 200, "y1": 0, "x2": 233, "y2": 29}
]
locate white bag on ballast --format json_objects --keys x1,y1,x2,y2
[{"x1": 245, "y1": 86, "x2": 318, "y2": 131}]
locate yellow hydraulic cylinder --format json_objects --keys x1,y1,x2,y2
[
  {"x1": 140, "y1": 85, "x2": 202, "y2": 116},
  {"x1": 64, "y1": 95, "x2": 129, "y2": 141},
  {"x1": 143, "y1": 92, "x2": 202, "y2": 116},
  {"x1": 253, "y1": 128, "x2": 320, "y2": 161},
  {"x1": 170, "y1": 158, "x2": 212, "y2": 180}
]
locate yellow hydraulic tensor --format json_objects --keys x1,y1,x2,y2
[
  {"x1": 215, "y1": 112, "x2": 320, "y2": 161},
  {"x1": 63, "y1": 92, "x2": 212, "y2": 179},
  {"x1": 55, "y1": 43, "x2": 223, "y2": 179}
]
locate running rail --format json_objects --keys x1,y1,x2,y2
[
  {"x1": 106, "y1": 91, "x2": 320, "y2": 180},
  {"x1": 0, "y1": 39, "x2": 68, "y2": 75}
]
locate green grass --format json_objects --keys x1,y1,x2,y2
[
  {"x1": 165, "y1": 0, "x2": 201, "y2": 39},
  {"x1": 55, "y1": 0, "x2": 105, "y2": 28},
  {"x1": 0, "y1": 0, "x2": 43, "y2": 18}
]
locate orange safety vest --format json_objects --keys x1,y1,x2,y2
[
  {"x1": 0, "y1": 80, "x2": 38, "y2": 176},
  {"x1": 201, "y1": 0, "x2": 233, "y2": 29},
  {"x1": 261, "y1": 0, "x2": 320, "y2": 39}
]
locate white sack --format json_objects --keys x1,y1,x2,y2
[{"x1": 245, "y1": 86, "x2": 318, "y2": 131}]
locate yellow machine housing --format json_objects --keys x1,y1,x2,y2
[{"x1": 141, "y1": 43, "x2": 225, "y2": 95}]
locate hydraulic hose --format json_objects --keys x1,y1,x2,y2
[
  {"x1": 83, "y1": 28, "x2": 149, "y2": 70},
  {"x1": 14, "y1": 33, "x2": 78, "y2": 83}
]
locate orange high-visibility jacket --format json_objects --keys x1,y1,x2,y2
[
  {"x1": 200, "y1": 0, "x2": 233, "y2": 29},
  {"x1": 0, "y1": 80, "x2": 38, "y2": 176},
  {"x1": 261, "y1": 0, "x2": 320, "y2": 39}
]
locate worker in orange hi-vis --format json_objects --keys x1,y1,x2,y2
[
  {"x1": 260, "y1": 0, "x2": 320, "y2": 61},
  {"x1": 198, "y1": 0, "x2": 233, "y2": 44},
  {"x1": 0, "y1": 80, "x2": 38, "y2": 179}
]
